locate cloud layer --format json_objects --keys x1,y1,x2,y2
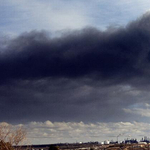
[
  {"x1": 0, "y1": 12, "x2": 150, "y2": 124},
  {"x1": 1, "y1": 0, "x2": 150, "y2": 36},
  {"x1": 1, "y1": 12, "x2": 150, "y2": 84},
  {"x1": 2, "y1": 121, "x2": 150, "y2": 144}
]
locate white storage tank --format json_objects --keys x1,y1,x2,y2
[{"x1": 104, "y1": 140, "x2": 110, "y2": 145}]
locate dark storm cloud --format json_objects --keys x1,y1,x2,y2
[
  {"x1": 1, "y1": 12, "x2": 150, "y2": 123},
  {"x1": 0, "y1": 12, "x2": 150, "y2": 84},
  {"x1": 0, "y1": 79, "x2": 139, "y2": 123}
]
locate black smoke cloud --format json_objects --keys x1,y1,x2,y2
[
  {"x1": 0, "y1": 12, "x2": 150, "y2": 84},
  {"x1": 1, "y1": 12, "x2": 150, "y2": 123}
]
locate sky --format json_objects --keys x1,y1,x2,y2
[{"x1": 1, "y1": 0, "x2": 150, "y2": 145}]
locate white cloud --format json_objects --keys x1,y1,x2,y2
[
  {"x1": 1, "y1": 0, "x2": 150, "y2": 36},
  {"x1": 1, "y1": 118, "x2": 150, "y2": 144},
  {"x1": 124, "y1": 108, "x2": 150, "y2": 117},
  {"x1": 1, "y1": 120, "x2": 149, "y2": 144},
  {"x1": 123, "y1": 102, "x2": 150, "y2": 117},
  {"x1": 0, "y1": 0, "x2": 89, "y2": 35}
]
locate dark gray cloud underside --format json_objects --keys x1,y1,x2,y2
[
  {"x1": 1, "y1": 13, "x2": 150, "y2": 123},
  {"x1": 0, "y1": 13, "x2": 150, "y2": 83}
]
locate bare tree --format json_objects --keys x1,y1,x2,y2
[
  {"x1": 0, "y1": 122, "x2": 26, "y2": 150},
  {"x1": 8, "y1": 127, "x2": 26, "y2": 146}
]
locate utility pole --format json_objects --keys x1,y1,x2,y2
[{"x1": 117, "y1": 134, "x2": 122, "y2": 143}]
